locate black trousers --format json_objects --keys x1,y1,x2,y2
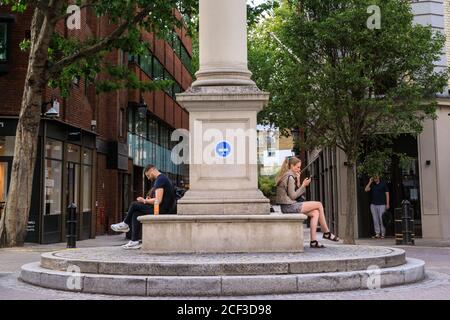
[{"x1": 123, "y1": 201, "x2": 153, "y2": 241}]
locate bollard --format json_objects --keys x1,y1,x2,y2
[
  {"x1": 395, "y1": 200, "x2": 415, "y2": 245},
  {"x1": 67, "y1": 203, "x2": 77, "y2": 248}
]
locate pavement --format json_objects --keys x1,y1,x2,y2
[{"x1": 1, "y1": 232, "x2": 450, "y2": 300}]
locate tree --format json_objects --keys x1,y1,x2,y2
[
  {"x1": 0, "y1": 0, "x2": 197, "y2": 247},
  {"x1": 249, "y1": 0, "x2": 448, "y2": 244}
]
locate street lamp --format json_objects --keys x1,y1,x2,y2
[
  {"x1": 41, "y1": 98, "x2": 60, "y2": 118},
  {"x1": 137, "y1": 97, "x2": 147, "y2": 118}
]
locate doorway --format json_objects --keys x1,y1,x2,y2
[{"x1": 357, "y1": 134, "x2": 422, "y2": 238}]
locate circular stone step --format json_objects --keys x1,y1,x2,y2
[
  {"x1": 39, "y1": 245, "x2": 406, "y2": 276},
  {"x1": 20, "y1": 258, "x2": 425, "y2": 296}
]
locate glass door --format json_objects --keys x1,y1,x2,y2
[{"x1": 66, "y1": 144, "x2": 81, "y2": 238}]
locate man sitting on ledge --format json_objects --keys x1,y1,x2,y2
[{"x1": 111, "y1": 164, "x2": 176, "y2": 249}]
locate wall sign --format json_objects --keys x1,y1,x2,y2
[{"x1": 215, "y1": 141, "x2": 231, "y2": 158}]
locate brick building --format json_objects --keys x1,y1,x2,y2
[{"x1": 0, "y1": 6, "x2": 192, "y2": 243}]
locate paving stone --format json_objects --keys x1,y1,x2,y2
[
  {"x1": 83, "y1": 274, "x2": 147, "y2": 296},
  {"x1": 222, "y1": 275, "x2": 298, "y2": 295},
  {"x1": 19, "y1": 263, "x2": 41, "y2": 286},
  {"x1": 297, "y1": 272, "x2": 362, "y2": 293},
  {"x1": 146, "y1": 276, "x2": 221, "y2": 296}
]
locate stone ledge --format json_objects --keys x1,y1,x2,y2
[
  {"x1": 138, "y1": 214, "x2": 308, "y2": 223},
  {"x1": 38, "y1": 245, "x2": 406, "y2": 276},
  {"x1": 138, "y1": 214, "x2": 306, "y2": 253},
  {"x1": 19, "y1": 258, "x2": 425, "y2": 296}
]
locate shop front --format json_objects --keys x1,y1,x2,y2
[
  {"x1": 357, "y1": 134, "x2": 423, "y2": 238},
  {"x1": 0, "y1": 117, "x2": 96, "y2": 244}
]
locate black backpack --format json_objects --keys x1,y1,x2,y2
[{"x1": 170, "y1": 186, "x2": 186, "y2": 213}]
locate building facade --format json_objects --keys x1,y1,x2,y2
[
  {"x1": 0, "y1": 6, "x2": 192, "y2": 243},
  {"x1": 308, "y1": 0, "x2": 450, "y2": 240}
]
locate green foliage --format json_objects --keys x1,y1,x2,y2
[
  {"x1": 249, "y1": 0, "x2": 448, "y2": 163},
  {"x1": 3, "y1": 0, "x2": 198, "y2": 96},
  {"x1": 19, "y1": 39, "x2": 30, "y2": 51},
  {"x1": 0, "y1": 0, "x2": 27, "y2": 12},
  {"x1": 258, "y1": 174, "x2": 277, "y2": 200}
]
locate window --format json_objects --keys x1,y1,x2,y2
[
  {"x1": 140, "y1": 54, "x2": 152, "y2": 78},
  {"x1": 82, "y1": 149, "x2": 93, "y2": 213},
  {"x1": 45, "y1": 139, "x2": 63, "y2": 160},
  {"x1": 153, "y1": 57, "x2": 164, "y2": 81},
  {"x1": 174, "y1": 83, "x2": 182, "y2": 97},
  {"x1": 164, "y1": 70, "x2": 174, "y2": 97},
  {"x1": 44, "y1": 139, "x2": 63, "y2": 216},
  {"x1": 128, "y1": 107, "x2": 135, "y2": 134},
  {"x1": 67, "y1": 144, "x2": 81, "y2": 163},
  {"x1": 0, "y1": 162, "x2": 8, "y2": 203},
  {"x1": 180, "y1": 44, "x2": 192, "y2": 74},
  {"x1": 119, "y1": 109, "x2": 125, "y2": 138},
  {"x1": 0, "y1": 22, "x2": 7, "y2": 62},
  {"x1": 44, "y1": 160, "x2": 62, "y2": 215},
  {"x1": 0, "y1": 136, "x2": 15, "y2": 156},
  {"x1": 172, "y1": 32, "x2": 181, "y2": 57}
]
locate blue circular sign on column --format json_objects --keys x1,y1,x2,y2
[{"x1": 216, "y1": 141, "x2": 232, "y2": 158}]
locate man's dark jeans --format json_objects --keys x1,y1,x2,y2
[{"x1": 124, "y1": 201, "x2": 153, "y2": 241}]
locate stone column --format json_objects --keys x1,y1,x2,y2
[
  {"x1": 193, "y1": 0, "x2": 254, "y2": 87},
  {"x1": 176, "y1": 0, "x2": 270, "y2": 215}
]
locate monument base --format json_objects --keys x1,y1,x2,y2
[
  {"x1": 177, "y1": 189, "x2": 271, "y2": 215},
  {"x1": 138, "y1": 214, "x2": 307, "y2": 253}
]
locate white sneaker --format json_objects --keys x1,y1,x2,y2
[
  {"x1": 111, "y1": 222, "x2": 130, "y2": 233},
  {"x1": 121, "y1": 240, "x2": 141, "y2": 250}
]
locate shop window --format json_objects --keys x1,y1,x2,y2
[
  {"x1": 45, "y1": 139, "x2": 63, "y2": 160},
  {"x1": 44, "y1": 160, "x2": 62, "y2": 215},
  {"x1": 0, "y1": 162, "x2": 8, "y2": 203},
  {"x1": 0, "y1": 22, "x2": 7, "y2": 63},
  {"x1": 44, "y1": 139, "x2": 63, "y2": 216},
  {"x1": 67, "y1": 144, "x2": 81, "y2": 163},
  {"x1": 82, "y1": 149, "x2": 92, "y2": 165},
  {"x1": 0, "y1": 136, "x2": 15, "y2": 156},
  {"x1": 82, "y1": 149, "x2": 93, "y2": 214}
]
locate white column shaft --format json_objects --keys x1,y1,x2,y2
[{"x1": 193, "y1": 0, "x2": 254, "y2": 86}]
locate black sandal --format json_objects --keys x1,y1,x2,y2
[
  {"x1": 310, "y1": 240, "x2": 325, "y2": 248},
  {"x1": 323, "y1": 232, "x2": 340, "y2": 242}
]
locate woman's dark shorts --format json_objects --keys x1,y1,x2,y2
[{"x1": 280, "y1": 202, "x2": 303, "y2": 214}]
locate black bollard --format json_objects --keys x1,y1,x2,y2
[
  {"x1": 67, "y1": 203, "x2": 77, "y2": 248},
  {"x1": 401, "y1": 200, "x2": 415, "y2": 246}
]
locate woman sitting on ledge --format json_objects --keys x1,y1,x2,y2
[{"x1": 275, "y1": 156, "x2": 340, "y2": 248}]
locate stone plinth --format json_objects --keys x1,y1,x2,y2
[
  {"x1": 176, "y1": 85, "x2": 271, "y2": 216},
  {"x1": 138, "y1": 214, "x2": 307, "y2": 253},
  {"x1": 20, "y1": 245, "x2": 426, "y2": 296}
]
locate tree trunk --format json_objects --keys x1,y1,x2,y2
[
  {"x1": 344, "y1": 162, "x2": 357, "y2": 245},
  {"x1": 0, "y1": 3, "x2": 62, "y2": 247}
]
